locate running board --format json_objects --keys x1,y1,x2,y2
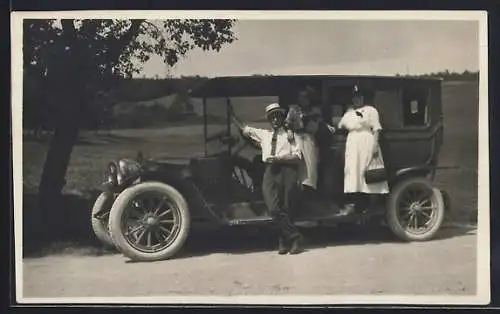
[
  {"x1": 226, "y1": 216, "x2": 324, "y2": 227},
  {"x1": 227, "y1": 216, "x2": 274, "y2": 226},
  {"x1": 225, "y1": 211, "x2": 379, "y2": 227}
]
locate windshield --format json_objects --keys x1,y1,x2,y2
[
  {"x1": 202, "y1": 96, "x2": 279, "y2": 156},
  {"x1": 200, "y1": 97, "x2": 228, "y2": 155}
]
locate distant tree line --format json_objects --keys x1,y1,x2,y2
[
  {"x1": 395, "y1": 69, "x2": 479, "y2": 81},
  {"x1": 94, "y1": 75, "x2": 210, "y2": 129},
  {"x1": 112, "y1": 75, "x2": 209, "y2": 101},
  {"x1": 24, "y1": 75, "x2": 211, "y2": 133}
]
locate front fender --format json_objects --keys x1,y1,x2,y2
[
  {"x1": 139, "y1": 167, "x2": 218, "y2": 223},
  {"x1": 99, "y1": 177, "x2": 142, "y2": 194}
]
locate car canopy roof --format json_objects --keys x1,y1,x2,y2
[{"x1": 189, "y1": 74, "x2": 442, "y2": 98}]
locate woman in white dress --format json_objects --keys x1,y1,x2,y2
[{"x1": 336, "y1": 85, "x2": 389, "y2": 216}]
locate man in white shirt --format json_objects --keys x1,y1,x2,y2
[{"x1": 231, "y1": 103, "x2": 305, "y2": 255}]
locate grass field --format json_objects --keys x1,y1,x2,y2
[
  {"x1": 20, "y1": 80, "x2": 479, "y2": 252},
  {"x1": 432, "y1": 81, "x2": 479, "y2": 222}
]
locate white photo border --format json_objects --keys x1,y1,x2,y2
[{"x1": 11, "y1": 10, "x2": 490, "y2": 305}]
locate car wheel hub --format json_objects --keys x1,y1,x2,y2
[
  {"x1": 142, "y1": 213, "x2": 159, "y2": 227},
  {"x1": 409, "y1": 203, "x2": 420, "y2": 213},
  {"x1": 146, "y1": 217, "x2": 157, "y2": 226}
]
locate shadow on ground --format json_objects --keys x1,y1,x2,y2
[
  {"x1": 22, "y1": 191, "x2": 477, "y2": 260},
  {"x1": 22, "y1": 191, "x2": 114, "y2": 258},
  {"x1": 172, "y1": 223, "x2": 476, "y2": 261}
]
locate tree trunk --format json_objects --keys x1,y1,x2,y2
[
  {"x1": 37, "y1": 102, "x2": 80, "y2": 240},
  {"x1": 33, "y1": 19, "x2": 145, "y2": 244},
  {"x1": 35, "y1": 19, "x2": 82, "y2": 242}
]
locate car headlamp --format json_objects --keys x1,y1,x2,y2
[
  {"x1": 104, "y1": 161, "x2": 119, "y2": 186},
  {"x1": 105, "y1": 159, "x2": 142, "y2": 186},
  {"x1": 116, "y1": 158, "x2": 142, "y2": 185}
]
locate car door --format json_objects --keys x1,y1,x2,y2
[{"x1": 320, "y1": 82, "x2": 353, "y2": 197}]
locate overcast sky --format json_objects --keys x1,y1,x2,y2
[{"x1": 138, "y1": 19, "x2": 479, "y2": 78}]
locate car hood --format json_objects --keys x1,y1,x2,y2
[
  {"x1": 147, "y1": 156, "x2": 192, "y2": 166},
  {"x1": 139, "y1": 157, "x2": 191, "y2": 177}
]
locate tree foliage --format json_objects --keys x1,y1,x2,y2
[
  {"x1": 24, "y1": 19, "x2": 236, "y2": 124},
  {"x1": 23, "y1": 18, "x2": 237, "y2": 237}
]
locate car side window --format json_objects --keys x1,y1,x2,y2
[{"x1": 402, "y1": 88, "x2": 429, "y2": 126}]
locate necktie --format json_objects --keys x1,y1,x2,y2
[{"x1": 270, "y1": 129, "x2": 279, "y2": 156}]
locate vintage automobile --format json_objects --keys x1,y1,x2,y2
[{"x1": 91, "y1": 74, "x2": 450, "y2": 262}]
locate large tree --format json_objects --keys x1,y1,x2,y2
[{"x1": 23, "y1": 19, "x2": 236, "y2": 236}]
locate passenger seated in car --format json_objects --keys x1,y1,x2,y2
[{"x1": 285, "y1": 86, "x2": 336, "y2": 197}]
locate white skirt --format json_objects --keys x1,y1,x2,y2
[{"x1": 344, "y1": 130, "x2": 389, "y2": 194}]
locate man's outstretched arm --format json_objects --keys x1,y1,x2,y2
[
  {"x1": 230, "y1": 110, "x2": 265, "y2": 145},
  {"x1": 231, "y1": 112, "x2": 246, "y2": 131}
]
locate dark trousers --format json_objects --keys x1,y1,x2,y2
[{"x1": 262, "y1": 163, "x2": 301, "y2": 240}]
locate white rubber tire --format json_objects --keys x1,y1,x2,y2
[
  {"x1": 90, "y1": 192, "x2": 116, "y2": 248},
  {"x1": 386, "y1": 177, "x2": 445, "y2": 242},
  {"x1": 108, "y1": 182, "x2": 191, "y2": 262}
]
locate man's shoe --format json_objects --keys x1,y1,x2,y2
[
  {"x1": 278, "y1": 236, "x2": 289, "y2": 255},
  {"x1": 289, "y1": 235, "x2": 304, "y2": 255}
]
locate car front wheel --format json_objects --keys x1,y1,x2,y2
[{"x1": 108, "y1": 182, "x2": 191, "y2": 262}]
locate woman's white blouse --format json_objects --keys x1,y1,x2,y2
[{"x1": 339, "y1": 105, "x2": 382, "y2": 132}]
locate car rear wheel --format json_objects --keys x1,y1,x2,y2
[
  {"x1": 386, "y1": 177, "x2": 445, "y2": 241},
  {"x1": 108, "y1": 182, "x2": 191, "y2": 262},
  {"x1": 91, "y1": 192, "x2": 116, "y2": 248}
]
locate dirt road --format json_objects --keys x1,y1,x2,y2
[{"x1": 22, "y1": 225, "x2": 477, "y2": 299}]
